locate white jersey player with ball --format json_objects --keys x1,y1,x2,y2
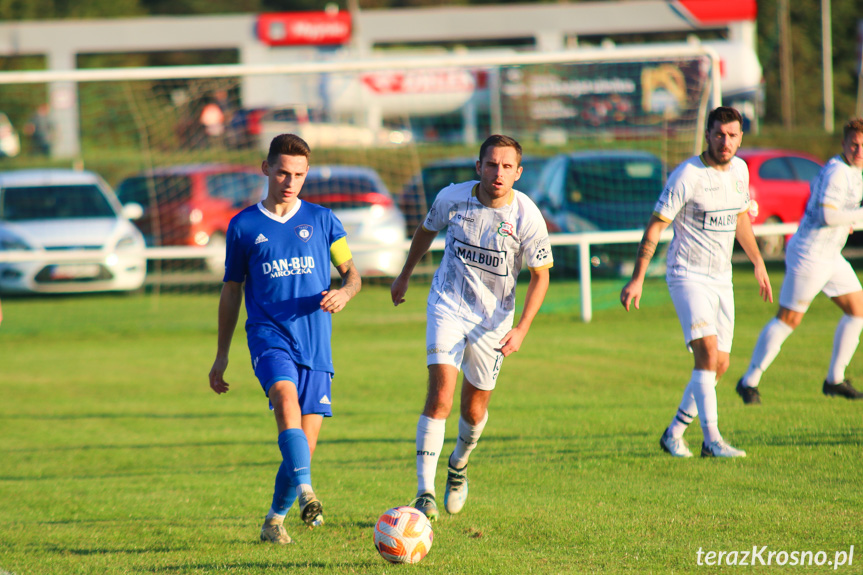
[
  {"x1": 736, "y1": 118, "x2": 863, "y2": 403},
  {"x1": 391, "y1": 135, "x2": 553, "y2": 521},
  {"x1": 621, "y1": 106, "x2": 773, "y2": 459}
]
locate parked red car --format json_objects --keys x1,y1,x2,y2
[
  {"x1": 116, "y1": 164, "x2": 264, "y2": 272},
  {"x1": 736, "y1": 148, "x2": 824, "y2": 257}
]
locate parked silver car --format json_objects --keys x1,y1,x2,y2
[{"x1": 0, "y1": 169, "x2": 146, "y2": 294}]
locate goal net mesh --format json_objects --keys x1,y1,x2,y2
[{"x1": 0, "y1": 48, "x2": 715, "y2": 297}]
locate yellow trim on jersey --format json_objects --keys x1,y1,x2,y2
[
  {"x1": 653, "y1": 211, "x2": 672, "y2": 223},
  {"x1": 330, "y1": 236, "x2": 352, "y2": 267},
  {"x1": 528, "y1": 262, "x2": 554, "y2": 272},
  {"x1": 821, "y1": 202, "x2": 839, "y2": 210}
]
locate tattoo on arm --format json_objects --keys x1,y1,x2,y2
[
  {"x1": 637, "y1": 239, "x2": 657, "y2": 260},
  {"x1": 338, "y1": 259, "x2": 362, "y2": 299}
]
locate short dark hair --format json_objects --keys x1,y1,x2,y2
[
  {"x1": 478, "y1": 134, "x2": 522, "y2": 166},
  {"x1": 706, "y1": 107, "x2": 743, "y2": 132},
  {"x1": 842, "y1": 118, "x2": 863, "y2": 142},
  {"x1": 267, "y1": 134, "x2": 311, "y2": 165}
]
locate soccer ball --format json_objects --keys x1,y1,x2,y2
[{"x1": 373, "y1": 506, "x2": 434, "y2": 564}]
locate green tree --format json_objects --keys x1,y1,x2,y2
[{"x1": 758, "y1": 0, "x2": 860, "y2": 128}]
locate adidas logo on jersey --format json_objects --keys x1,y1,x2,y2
[
  {"x1": 255, "y1": 234, "x2": 268, "y2": 244},
  {"x1": 319, "y1": 395, "x2": 331, "y2": 405}
]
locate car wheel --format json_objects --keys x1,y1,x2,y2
[
  {"x1": 757, "y1": 216, "x2": 785, "y2": 260},
  {"x1": 205, "y1": 232, "x2": 226, "y2": 275}
]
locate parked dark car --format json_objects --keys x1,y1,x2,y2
[
  {"x1": 116, "y1": 164, "x2": 263, "y2": 273},
  {"x1": 736, "y1": 148, "x2": 823, "y2": 258},
  {"x1": 527, "y1": 150, "x2": 666, "y2": 275},
  {"x1": 398, "y1": 156, "x2": 549, "y2": 233}
]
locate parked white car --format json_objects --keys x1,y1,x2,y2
[
  {"x1": 262, "y1": 165, "x2": 408, "y2": 277},
  {"x1": 0, "y1": 169, "x2": 147, "y2": 294}
]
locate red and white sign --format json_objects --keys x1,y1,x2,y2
[
  {"x1": 360, "y1": 69, "x2": 476, "y2": 94},
  {"x1": 257, "y1": 12, "x2": 351, "y2": 46},
  {"x1": 673, "y1": 0, "x2": 756, "y2": 24}
]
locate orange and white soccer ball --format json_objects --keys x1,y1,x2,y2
[{"x1": 373, "y1": 506, "x2": 434, "y2": 564}]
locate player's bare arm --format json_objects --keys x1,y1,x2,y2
[
  {"x1": 498, "y1": 266, "x2": 550, "y2": 357},
  {"x1": 391, "y1": 225, "x2": 438, "y2": 306},
  {"x1": 321, "y1": 258, "x2": 361, "y2": 314},
  {"x1": 620, "y1": 215, "x2": 669, "y2": 311},
  {"x1": 209, "y1": 280, "x2": 244, "y2": 394},
  {"x1": 734, "y1": 210, "x2": 773, "y2": 303}
]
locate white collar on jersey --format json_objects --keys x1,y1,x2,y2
[
  {"x1": 257, "y1": 199, "x2": 302, "y2": 223},
  {"x1": 471, "y1": 182, "x2": 515, "y2": 207}
]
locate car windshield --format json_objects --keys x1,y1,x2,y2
[
  {"x1": 206, "y1": 172, "x2": 262, "y2": 207},
  {"x1": 301, "y1": 176, "x2": 390, "y2": 210},
  {"x1": 567, "y1": 158, "x2": 662, "y2": 203},
  {"x1": 117, "y1": 176, "x2": 193, "y2": 206},
  {"x1": 1, "y1": 184, "x2": 116, "y2": 221},
  {"x1": 421, "y1": 157, "x2": 547, "y2": 209}
]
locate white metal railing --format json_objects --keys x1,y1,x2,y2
[{"x1": 3, "y1": 221, "x2": 845, "y2": 323}]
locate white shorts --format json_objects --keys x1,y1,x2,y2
[
  {"x1": 426, "y1": 305, "x2": 507, "y2": 391},
  {"x1": 668, "y1": 279, "x2": 735, "y2": 353},
  {"x1": 779, "y1": 252, "x2": 862, "y2": 312}
]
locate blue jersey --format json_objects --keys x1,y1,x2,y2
[{"x1": 224, "y1": 201, "x2": 347, "y2": 373}]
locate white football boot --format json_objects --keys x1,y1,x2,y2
[
  {"x1": 444, "y1": 462, "x2": 469, "y2": 514},
  {"x1": 260, "y1": 517, "x2": 293, "y2": 544},
  {"x1": 701, "y1": 439, "x2": 746, "y2": 458},
  {"x1": 659, "y1": 428, "x2": 693, "y2": 458}
]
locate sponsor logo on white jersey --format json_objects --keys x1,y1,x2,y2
[
  {"x1": 262, "y1": 257, "x2": 315, "y2": 277},
  {"x1": 319, "y1": 395, "x2": 331, "y2": 405},
  {"x1": 497, "y1": 221, "x2": 515, "y2": 236},
  {"x1": 702, "y1": 209, "x2": 738, "y2": 232},
  {"x1": 255, "y1": 233, "x2": 268, "y2": 244},
  {"x1": 454, "y1": 239, "x2": 508, "y2": 276},
  {"x1": 427, "y1": 344, "x2": 452, "y2": 356}
]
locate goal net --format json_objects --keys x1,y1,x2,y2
[{"x1": 0, "y1": 45, "x2": 718, "y2": 304}]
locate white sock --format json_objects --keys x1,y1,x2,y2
[
  {"x1": 827, "y1": 315, "x2": 863, "y2": 383},
  {"x1": 265, "y1": 508, "x2": 286, "y2": 522},
  {"x1": 296, "y1": 483, "x2": 314, "y2": 501},
  {"x1": 415, "y1": 415, "x2": 446, "y2": 497},
  {"x1": 449, "y1": 412, "x2": 488, "y2": 469},
  {"x1": 667, "y1": 379, "x2": 699, "y2": 439},
  {"x1": 742, "y1": 318, "x2": 794, "y2": 387},
  {"x1": 690, "y1": 369, "x2": 722, "y2": 444}
]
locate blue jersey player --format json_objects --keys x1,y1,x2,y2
[{"x1": 209, "y1": 134, "x2": 361, "y2": 545}]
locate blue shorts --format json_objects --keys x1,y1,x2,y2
[{"x1": 252, "y1": 348, "x2": 333, "y2": 417}]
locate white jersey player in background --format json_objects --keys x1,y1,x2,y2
[
  {"x1": 391, "y1": 135, "x2": 553, "y2": 520},
  {"x1": 736, "y1": 118, "x2": 863, "y2": 404},
  {"x1": 620, "y1": 107, "x2": 773, "y2": 458}
]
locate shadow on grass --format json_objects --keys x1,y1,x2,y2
[
  {"x1": 146, "y1": 561, "x2": 379, "y2": 573},
  {"x1": 2, "y1": 411, "x2": 261, "y2": 421}
]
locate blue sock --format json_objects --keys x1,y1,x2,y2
[
  {"x1": 270, "y1": 460, "x2": 298, "y2": 516},
  {"x1": 277, "y1": 428, "x2": 313, "y2": 488}
]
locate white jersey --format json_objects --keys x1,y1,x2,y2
[
  {"x1": 423, "y1": 181, "x2": 553, "y2": 329},
  {"x1": 655, "y1": 155, "x2": 750, "y2": 283},
  {"x1": 787, "y1": 155, "x2": 863, "y2": 261}
]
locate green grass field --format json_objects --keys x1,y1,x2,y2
[{"x1": 1, "y1": 273, "x2": 861, "y2": 574}]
